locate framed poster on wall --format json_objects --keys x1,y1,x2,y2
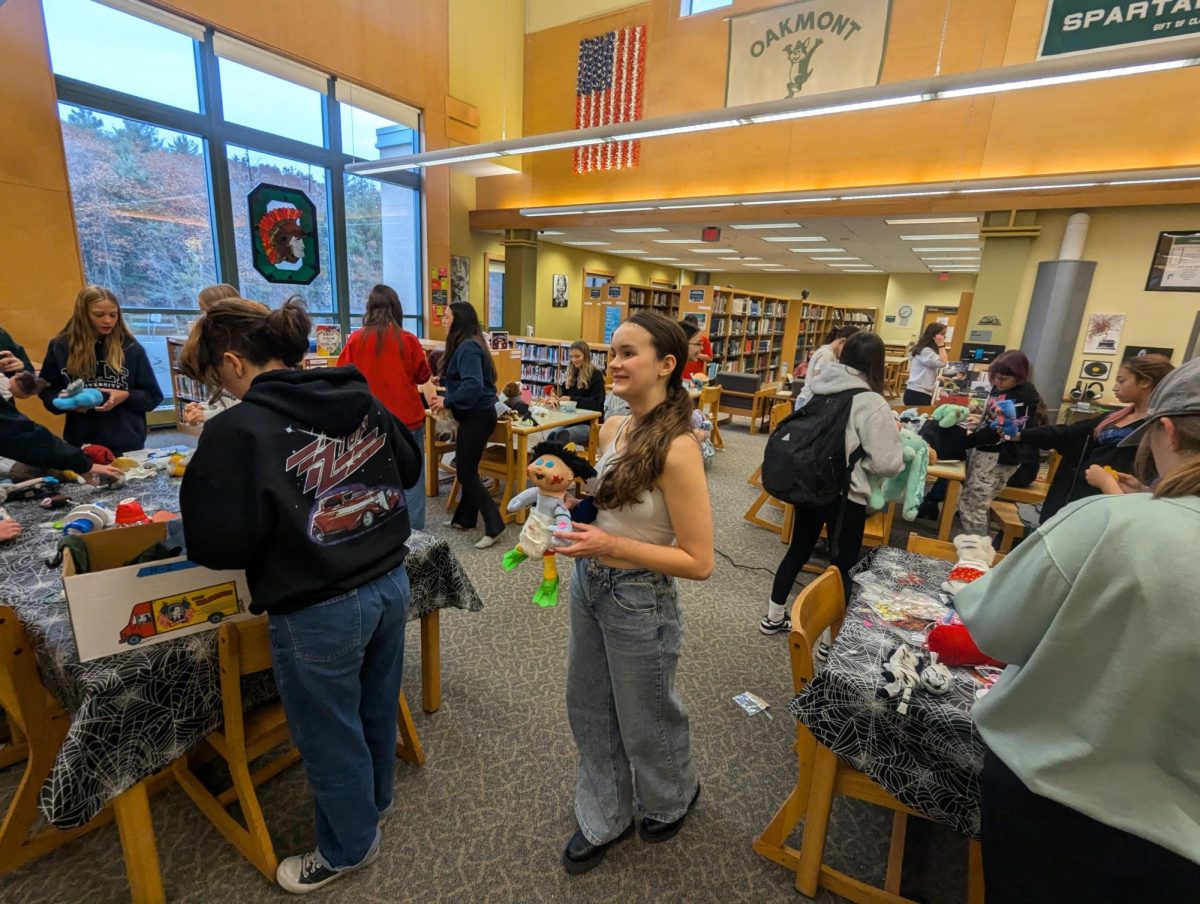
[{"x1": 1145, "y1": 231, "x2": 1200, "y2": 292}]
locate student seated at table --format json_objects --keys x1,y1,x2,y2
[
  {"x1": 544, "y1": 339, "x2": 605, "y2": 447},
  {"x1": 956, "y1": 357, "x2": 1200, "y2": 904},
  {"x1": 177, "y1": 297, "x2": 422, "y2": 895},
  {"x1": 761, "y1": 332, "x2": 904, "y2": 634}
]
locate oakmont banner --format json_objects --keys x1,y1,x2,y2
[
  {"x1": 725, "y1": 0, "x2": 892, "y2": 106},
  {"x1": 1041, "y1": 0, "x2": 1200, "y2": 57}
]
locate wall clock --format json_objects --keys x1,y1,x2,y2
[{"x1": 898, "y1": 305, "x2": 913, "y2": 318}]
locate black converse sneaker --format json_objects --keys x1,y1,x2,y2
[
  {"x1": 758, "y1": 614, "x2": 792, "y2": 635},
  {"x1": 276, "y1": 844, "x2": 378, "y2": 895}
]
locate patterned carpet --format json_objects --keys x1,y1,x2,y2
[{"x1": 1, "y1": 421, "x2": 970, "y2": 903}]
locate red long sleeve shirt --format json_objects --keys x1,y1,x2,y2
[{"x1": 338, "y1": 327, "x2": 432, "y2": 431}]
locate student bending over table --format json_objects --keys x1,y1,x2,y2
[{"x1": 177, "y1": 297, "x2": 422, "y2": 895}]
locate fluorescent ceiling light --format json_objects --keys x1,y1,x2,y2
[
  {"x1": 830, "y1": 264, "x2": 876, "y2": 268},
  {"x1": 610, "y1": 226, "x2": 668, "y2": 233},
  {"x1": 939, "y1": 58, "x2": 1196, "y2": 100},
  {"x1": 562, "y1": 241, "x2": 611, "y2": 246},
  {"x1": 847, "y1": 269, "x2": 884, "y2": 274},
  {"x1": 658, "y1": 202, "x2": 738, "y2": 209},
  {"x1": 609, "y1": 249, "x2": 648, "y2": 254},
  {"x1": 911, "y1": 246, "x2": 980, "y2": 252},
  {"x1": 743, "y1": 197, "x2": 836, "y2": 205},
  {"x1": 885, "y1": 217, "x2": 978, "y2": 225},
  {"x1": 748, "y1": 93, "x2": 927, "y2": 125},
  {"x1": 720, "y1": 256, "x2": 762, "y2": 261},
  {"x1": 919, "y1": 255, "x2": 980, "y2": 261},
  {"x1": 729, "y1": 223, "x2": 802, "y2": 229},
  {"x1": 791, "y1": 247, "x2": 847, "y2": 253},
  {"x1": 539, "y1": 231, "x2": 565, "y2": 236},
  {"x1": 767, "y1": 268, "x2": 800, "y2": 272},
  {"x1": 644, "y1": 257, "x2": 678, "y2": 261},
  {"x1": 812, "y1": 256, "x2": 860, "y2": 261},
  {"x1": 654, "y1": 239, "x2": 705, "y2": 244},
  {"x1": 901, "y1": 233, "x2": 978, "y2": 240},
  {"x1": 691, "y1": 267, "x2": 726, "y2": 271},
  {"x1": 763, "y1": 236, "x2": 824, "y2": 242},
  {"x1": 622, "y1": 119, "x2": 744, "y2": 141},
  {"x1": 500, "y1": 138, "x2": 601, "y2": 154},
  {"x1": 688, "y1": 248, "x2": 738, "y2": 253},
  {"x1": 744, "y1": 263, "x2": 781, "y2": 267},
  {"x1": 600, "y1": 207, "x2": 655, "y2": 213}
]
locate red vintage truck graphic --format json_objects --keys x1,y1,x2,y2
[
  {"x1": 310, "y1": 486, "x2": 400, "y2": 543},
  {"x1": 119, "y1": 582, "x2": 243, "y2": 645}
]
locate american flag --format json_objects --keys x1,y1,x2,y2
[{"x1": 574, "y1": 25, "x2": 646, "y2": 174}]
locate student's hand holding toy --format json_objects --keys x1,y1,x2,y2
[
  {"x1": 1085, "y1": 464, "x2": 1144, "y2": 495},
  {"x1": 0, "y1": 350, "x2": 24, "y2": 375},
  {"x1": 95, "y1": 388, "x2": 129, "y2": 412},
  {"x1": 85, "y1": 463, "x2": 125, "y2": 485},
  {"x1": 553, "y1": 522, "x2": 619, "y2": 559},
  {"x1": 182, "y1": 402, "x2": 206, "y2": 426}
]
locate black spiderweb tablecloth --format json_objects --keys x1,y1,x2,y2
[
  {"x1": 789, "y1": 547, "x2": 984, "y2": 838},
  {"x1": 0, "y1": 474, "x2": 481, "y2": 829}
]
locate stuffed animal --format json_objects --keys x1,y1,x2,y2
[
  {"x1": 867, "y1": 429, "x2": 931, "y2": 521},
  {"x1": 502, "y1": 442, "x2": 597, "y2": 608},
  {"x1": 942, "y1": 534, "x2": 996, "y2": 594},
  {"x1": 991, "y1": 399, "x2": 1020, "y2": 438},
  {"x1": 52, "y1": 379, "x2": 105, "y2": 411},
  {"x1": 10, "y1": 371, "x2": 48, "y2": 397},
  {"x1": 878, "y1": 644, "x2": 954, "y2": 714},
  {"x1": 932, "y1": 403, "x2": 970, "y2": 428},
  {"x1": 928, "y1": 619, "x2": 1003, "y2": 668},
  {"x1": 81, "y1": 444, "x2": 115, "y2": 466}
]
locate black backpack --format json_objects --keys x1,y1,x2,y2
[{"x1": 762, "y1": 389, "x2": 865, "y2": 508}]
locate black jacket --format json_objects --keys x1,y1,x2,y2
[
  {"x1": 442, "y1": 340, "x2": 497, "y2": 415},
  {"x1": 38, "y1": 336, "x2": 164, "y2": 454},
  {"x1": 180, "y1": 367, "x2": 422, "y2": 616},
  {"x1": 0, "y1": 398, "x2": 90, "y2": 472},
  {"x1": 1020, "y1": 414, "x2": 1144, "y2": 523},
  {"x1": 0, "y1": 327, "x2": 33, "y2": 371},
  {"x1": 559, "y1": 369, "x2": 606, "y2": 417},
  {"x1": 965, "y1": 381, "x2": 1043, "y2": 468}
]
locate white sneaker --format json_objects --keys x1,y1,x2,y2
[
  {"x1": 276, "y1": 841, "x2": 378, "y2": 895},
  {"x1": 442, "y1": 520, "x2": 467, "y2": 530},
  {"x1": 474, "y1": 534, "x2": 498, "y2": 549}
]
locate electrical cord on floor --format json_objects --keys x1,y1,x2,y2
[{"x1": 715, "y1": 547, "x2": 777, "y2": 576}]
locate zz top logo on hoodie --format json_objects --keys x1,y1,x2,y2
[{"x1": 285, "y1": 420, "x2": 386, "y2": 496}]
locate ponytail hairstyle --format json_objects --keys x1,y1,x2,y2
[
  {"x1": 197, "y1": 283, "x2": 239, "y2": 312},
  {"x1": 911, "y1": 322, "x2": 946, "y2": 358},
  {"x1": 838, "y1": 331, "x2": 887, "y2": 395},
  {"x1": 440, "y1": 301, "x2": 495, "y2": 383},
  {"x1": 362, "y1": 283, "x2": 407, "y2": 363},
  {"x1": 61, "y1": 285, "x2": 132, "y2": 378},
  {"x1": 179, "y1": 297, "x2": 310, "y2": 395},
  {"x1": 564, "y1": 338, "x2": 596, "y2": 390},
  {"x1": 1136, "y1": 414, "x2": 1200, "y2": 498},
  {"x1": 823, "y1": 324, "x2": 859, "y2": 346},
  {"x1": 1094, "y1": 354, "x2": 1174, "y2": 438},
  {"x1": 593, "y1": 311, "x2": 693, "y2": 511}
]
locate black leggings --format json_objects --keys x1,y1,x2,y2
[
  {"x1": 771, "y1": 498, "x2": 866, "y2": 604},
  {"x1": 981, "y1": 748, "x2": 1200, "y2": 903},
  {"x1": 450, "y1": 406, "x2": 505, "y2": 537},
  {"x1": 902, "y1": 388, "x2": 933, "y2": 406}
]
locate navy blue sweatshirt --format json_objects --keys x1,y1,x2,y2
[
  {"x1": 180, "y1": 367, "x2": 422, "y2": 616},
  {"x1": 38, "y1": 336, "x2": 164, "y2": 454},
  {"x1": 0, "y1": 398, "x2": 90, "y2": 472},
  {"x1": 442, "y1": 339, "x2": 497, "y2": 415}
]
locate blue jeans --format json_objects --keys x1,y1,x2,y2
[
  {"x1": 268, "y1": 564, "x2": 411, "y2": 869},
  {"x1": 405, "y1": 426, "x2": 426, "y2": 531},
  {"x1": 566, "y1": 558, "x2": 697, "y2": 845}
]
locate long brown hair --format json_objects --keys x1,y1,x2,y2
[
  {"x1": 911, "y1": 322, "x2": 945, "y2": 358},
  {"x1": 180, "y1": 297, "x2": 310, "y2": 394},
  {"x1": 1094, "y1": 354, "x2": 1174, "y2": 438},
  {"x1": 838, "y1": 331, "x2": 887, "y2": 395},
  {"x1": 362, "y1": 283, "x2": 408, "y2": 363},
  {"x1": 197, "y1": 283, "x2": 239, "y2": 312},
  {"x1": 1136, "y1": 414, "x2": 1200, "y2": 499},
  {"x1": 60, "y1": 285, "x2": 132, "y2": 378},
  {"x1": 593, "y1": 312, "x2": 693, "y2": 511},
  {"x1": 564, "y1": 339, "x2": 596, "y2": 390},
  {"x1": 440, "y1": 301, "x2": 495, "y2": 383}
]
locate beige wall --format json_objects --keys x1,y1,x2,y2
[
  {"x1": 450, "y1": 0, "x2": 525, "y2": 144},
  {"x1": 450, "y1": 172, "x2": 506, "y2": 319},
  {"x1": 879, "y1": 274, "x2": 977, "y2": 345},
  {"x1": 526, "y1": 0, "x2": 646, "y2": 33}
]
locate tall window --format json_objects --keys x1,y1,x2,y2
[
  {"x1": 680, "y1": 0, "x2": 733, "y2": 16},
  {"x1": 44, "y1": 0, "x2": 424, "y2": 400},
  {"x1": 487, "y1": 258, "x2": 506, "y2": 331}
]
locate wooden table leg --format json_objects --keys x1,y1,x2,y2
[
  {"x1": 514, "y1": 433, "x2": 529, "y2": 525},
  {"x1": 420, "y1": 611, "x2": 441, "y2": 714},
  {"x1": 114, "y1": 781, "x2": 164, "y2": 904},
  {"x1": 939, "y1": 479, "x2": 962, "y2": 542},
  {"x1": 424, "y1": 416, "x2": 437, "y2": 498}
]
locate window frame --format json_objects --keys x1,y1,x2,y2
[
  {"x1": 484, "y1": 254, "x2": 506, "y2": 331},
  {"x1": 52, "y1": 21, "x2": 424, "y2": 341},
  {"x1": 679, "y1": 0, "x2": 733, "y2": 18}
]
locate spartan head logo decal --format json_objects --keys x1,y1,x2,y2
[{"x1": 784, "y1": 36, "x2": 823, "y2": 98}]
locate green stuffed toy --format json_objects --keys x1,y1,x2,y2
[
  {"x1": 932, "y1": 403, "x2": 970, "y2": 428},
  {"x1": 868, "y1": 429, "x2": 932, "y2": 521}
]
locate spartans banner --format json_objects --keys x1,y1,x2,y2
[
  {"x1": 1040, "y1": 0, "x2": 1200, "y2": 57},
  {"x1": 725, "y1": 0, "x2": 892, "y2": 107},
  {"x1": 247, "y1": 183, "x2": 321, "y2": 285}
]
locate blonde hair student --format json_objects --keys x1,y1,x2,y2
[{"x1": 36, "y1": 285, "x2": 163, "y2": 454}]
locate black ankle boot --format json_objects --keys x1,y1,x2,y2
[
  {"x1": 640, "y1": 784, "x2": 701, "y2": 843},
  {"x1": 562, "y1": 822, "x2": 633, "y2": 875}
]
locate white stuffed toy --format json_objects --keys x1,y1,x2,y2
[{"x1": 942, "y1": 534, "x2": 997, "y2": 595}]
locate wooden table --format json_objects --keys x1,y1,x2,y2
[
  {"x1": 927, "y1": 460, "x2": 967, "y2": 541},
  {"x1": 424, "y1": 408, "x2": 602, "y2": 524},
  {"x1": 749, "y1": 382, "x2": 785, "y2": 434}
]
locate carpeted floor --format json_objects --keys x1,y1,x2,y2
[{"x1": 1, "y1": 421, "x2": 971, "y2": 903}]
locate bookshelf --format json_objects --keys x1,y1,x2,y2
[
  {"x1": 420, "y1": 338, "x2": 522, "y2": 390},
  {"x1": 581, "y1": 283, "x2": 681, "y2": 344},
  {"x1": 788, "y1": 304, "x2": 878, "y2": 374},
  {"x1": 166, "y1": 336, "x2": 205, "y2": 436},
  {"x1": 513, "y1": 337, "x2": 610, "y2": 399},
  {"x1": 682, "y1": 286, "x2": 791, "y2": 380}
]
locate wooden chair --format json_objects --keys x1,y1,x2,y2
[
  {"x1": 906, "y1": 531, "x2": 1005, "y2": 564},
  {"x1": 988, "y1": 501, "x2": 1024, "y2": 552},
  {"x1": 714, "y1": 371, "x2": 764, "y2": 429},
  {"x1": 173, "y1": 618, "x2": 426, "y2": 880},
  {"x1": 743, "y1": 402, "x2": 795, "y2": 538},
  {"x1": 0, "y1": 705, "x2": 27, "y2": 770},
  {"x1": 448, "y1": 418, "x2": 518, "y2": 518},
  {"x1": 799, "y1": 502, "x2": 896, "y2": 569},
  {"x1": 996, "y1": 451, "x2": 1061, "y2": 506},
  {"x1": 754, "y1": 567, "x2": 986, "y2": 904},
  {"x1": 698, "y1": 384, "x2": 724, "y2": 450}
]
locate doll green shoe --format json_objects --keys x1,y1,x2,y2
[
  {"x1": 502, "y1": 548, "x2": 528, "y2": 572},
  {"x1": 532, "y1": 577, "x2": 559, "y2": 608}
]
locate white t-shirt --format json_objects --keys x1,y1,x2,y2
[{"x1": 906, "y1": 346, "x2": 944, "y2": 395}]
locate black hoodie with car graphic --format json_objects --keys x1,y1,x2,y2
[{"x1": 180, "y1": 367, "x2": 422, "y2": 615}]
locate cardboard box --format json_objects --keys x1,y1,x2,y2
[{"x1": 63, "y1": 522, "x2": 252, "y2": 662}]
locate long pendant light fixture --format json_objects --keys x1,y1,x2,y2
[{"x1": 346, "y1": 36, "x2": 1200, "y2": 177}]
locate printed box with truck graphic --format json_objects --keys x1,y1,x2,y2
[{"x1": 63, "y1": 522, "x2": 252, "y2": 662}]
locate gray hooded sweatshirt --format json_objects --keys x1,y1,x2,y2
[{"x1": 805, "y1": 361, "x2": 905, "y2": 507}]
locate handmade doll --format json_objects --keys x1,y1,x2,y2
[{"x1": 502, "y1": 442, "x2": 597, "y2": 607}]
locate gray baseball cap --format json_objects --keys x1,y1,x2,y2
[{"x1": 1119, "y1": 356, "x2": 1200, "y2": 447}]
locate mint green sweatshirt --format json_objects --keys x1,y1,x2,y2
[{"x1": 957, "y1": 492, "x2": 1200, "y2": 865}]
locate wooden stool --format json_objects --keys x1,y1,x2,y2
[{"x1": 989, "y1": 501, "x2": 1024, "y2": 552}]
